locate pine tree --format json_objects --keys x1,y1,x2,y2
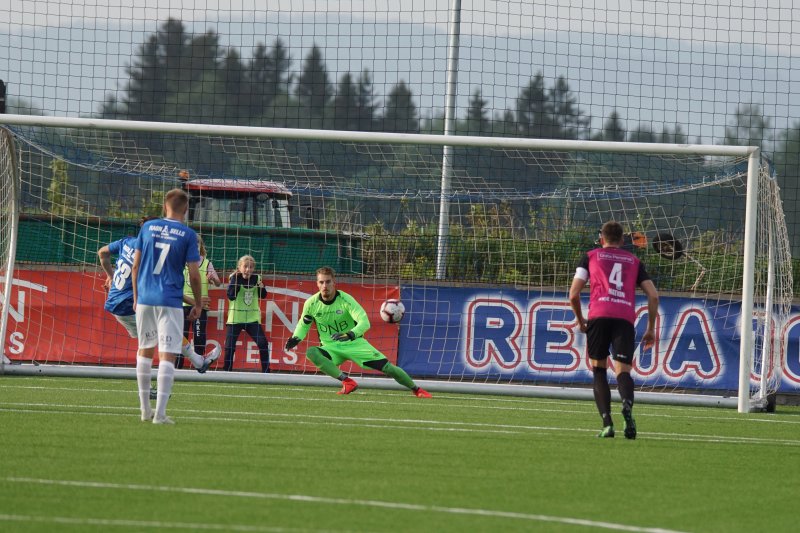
[
  {"x1": 382, "y1": 81, "x2": 418, "y2": 133},
  {"x1": 465, "y1": 88, "x2": 489, "y2": 136},
  {"x1": 296, "y1": 45, "x2": 333, "y2": 121}
]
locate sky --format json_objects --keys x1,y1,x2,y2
[{"x1": 2, "y1": 0, "x2": 800, "y2": 144}]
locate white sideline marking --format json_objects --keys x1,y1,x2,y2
[
  {"x1": 3, "y1": 402, "x2": 800, "y2": 446},
  {"x1": 0, "y1": 513, "x2": 321, "y2": 532},
  {"x1": 4, "y1": 382, "x2": 799, "y2": 427},
  {"x1": 5, "y1": 477, "x2": 688, "y2": 533}
]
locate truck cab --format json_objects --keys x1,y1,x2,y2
[{"x1": 184, "y1": 178, "x2": 292, "y2": 229}]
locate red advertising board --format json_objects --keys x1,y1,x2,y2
[{"x1": 4, "y1": 270, "x2": 400, "y2": 373}]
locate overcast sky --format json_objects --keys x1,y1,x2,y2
[
  {"x1": 4, "y1": 0, "x2": 799, "y2": 52},
  {"x1": 3, "y1": 0, "x2": 800, "y2": 143}
]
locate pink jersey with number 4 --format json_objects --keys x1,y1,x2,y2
[{"x1": 578, "y1": 247, "x2": 650, "y2": 324}]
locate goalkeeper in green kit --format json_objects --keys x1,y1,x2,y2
[{"x1": 285, "y1": 266, "x2": 431, "y2": 398}]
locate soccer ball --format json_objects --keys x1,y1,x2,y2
[{"x1": 380, "y1": 299, "x2": 405, "y2": 323}]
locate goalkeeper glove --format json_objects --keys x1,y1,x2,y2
[
  {"x1": 331, "y1": 331, "x2": 355, "y2": 342},
  {"x1": 284, "y1": 336, "x2": 301, "y2": 350}
]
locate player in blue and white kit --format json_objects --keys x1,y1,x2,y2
[
  {"x1": 98, "y1": 217, "x2": 219, "y2": 402},
  {"x1": 131, "y1": 190, "x2": 204, "y2": 425}
]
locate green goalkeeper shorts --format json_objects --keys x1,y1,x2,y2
[{"x1": 319, "y1": 338, "x2": 387, "y2": 369}]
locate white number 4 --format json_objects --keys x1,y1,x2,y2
[{"x1": 609, "y1": 262, "x2": 623, "y2": 291}]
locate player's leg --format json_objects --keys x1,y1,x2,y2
[
  {"x1": 305, "y1": 346, "x2": 344, "y2": 378},
  {"x1": 587, "y1": 319, "x2": 614, "y2": 437},
  {"x1": 363, "y1": 357, "x2": 431, "y2": 398},
  {"x1": 134, "y1": 306, "x2": 157, "y2": 421},
  {"x1": 611, "y1": 321, "x2": 637, "y2": 440},
  {"x1": 305, "y1": 346, "x2": 358, "y2": 393},
  {"x1": 152, "y1": 306, "x2": 184, "y2": 424},
  {"x1": 176, "y1": 306, "x2": 192, "y2": 369},
  {"x1": 245, "y1": 322, "x2": 270, "y2": 373},
  {"x1": 223, "y1": 324, "x2": 244, "y2": 371},
  {"x1": 194, "y1": 309, "x2": 208, "y2": 355}
]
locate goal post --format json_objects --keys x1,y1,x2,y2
[
  {"x1": 0, "y1": 127, "x2": 20, "y2": 371},
  {"x1": 0, "y1": 114, "x2": 793, "y2": 412}
]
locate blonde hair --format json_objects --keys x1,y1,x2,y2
[
  {"x1": 197, "y1": 235, "x2": 207, "y2": 257},
  {"x1": 237, "y1": 255, "x2": 256, "y2": 270}
]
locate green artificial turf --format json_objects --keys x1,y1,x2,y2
[{"x1": 1, "y1": 376, "x2": 799, "y2": 532}]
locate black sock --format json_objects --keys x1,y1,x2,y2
[
  {"x1": 593, "y1": 367, "x2": 613, "y2": 427},
  {"x1": 617, "y1": 371, "x2": 635, "y2": 413}
]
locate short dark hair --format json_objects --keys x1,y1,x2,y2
[
  {"x1": 139, "y1": 215, "x2": 159, "y2": 227},
  {"x1": 316, "y1": 266, "x2": 336, "y2": 278},
  {"x1": 165, "y1": 188, "x2": 189, "y2": 213},
  {"x1": 601, "y1": 221, "x2": 624, "y2": 245}
]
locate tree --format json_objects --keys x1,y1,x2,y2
[
  {"x1": 296, "y1": 45, "x2": 333, "y2": 121},
  {"x1": 332, "y1": 72, "x2": 359, "y2": 131},
  {"x1": 382, "y1": 81, "x2": 418, "y2": 133},
  {"x1": 595, "y1": 111, "x2": 626, "y2": 142},
  {"x1": 355, "y1": 69, "x2": 377, "y2": 131},
  {"x1": 464, "y1": 88, "x2": 490, "y2": 136},
  {"x1": 220, "y1": 48, "x2": 248, "y2": 123},
  {"x1": 773, "y1": 122, "x2": 800, "y2": 255},
  {"x1": 549, "y1": 75, "x2": 588, "y2": 139},
  {"x1": 47, "y1": 159, "x2": 73, "y2": 215},
  {"x1": 248, "y1": 38, "x2": 293, "y2": 119},
  {"x1": 515, "y1": 73, "x2": 550, "y2": 138},
  {"x1": 724, "y1": 103, "x2": 771, "y2": 150},
  {"x1": 628, "y1": 124, "x2": 658, "y2": 143}
]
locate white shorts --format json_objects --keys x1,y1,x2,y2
[
  {"x1": 113, "y1": 314, "x2": 138, "y2": 338},
  {"x1": 135, "y1": 304, "x2": 184, "y2": 354}
]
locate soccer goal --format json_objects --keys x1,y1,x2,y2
[{"x1": 0, "y1": 115, "x2": 793, "y2": 412}]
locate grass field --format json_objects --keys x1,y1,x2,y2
[{"x1": 1, "y1": 375, "x2": 799, "y2": 532}]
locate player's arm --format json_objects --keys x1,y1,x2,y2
[
  {"x1": 226, "y1": 273, "x2": 240, "y2": 300},
  {"x1": 639, "y1": 279, "x2": 659, "y2": 349},
  {"x1": 346, "y1": 295, "x2": 370, "y2": 339},
  {"x1": 131, "y1": 249, "x2": 141, "y2": 308},
  {"x1": 97, "y1": 245, "x2": 114, "y2": 287},
  {"x1": 186, "y1": 260, "x2": 203, "y2": 321},
  {"x1": 207, "y1": 261, "x2": 222, "y2": 286},
  {"x1": 285, "y1": 298, "x2": 314, "y2": 350},
  {"x1": 569, "y1": 255, "x2": 589, "y2": 332}
]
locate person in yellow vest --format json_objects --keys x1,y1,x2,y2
[
  {"x1": 176, "y1": 235, "x2": 222, "y2": 369},
  {"x1": 224, "y1": 255, "x2": 270, "y2": 372}
]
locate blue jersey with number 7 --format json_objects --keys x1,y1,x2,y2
[{"x1": 135, "y1": 218, "x2": 200, "y2": 308}]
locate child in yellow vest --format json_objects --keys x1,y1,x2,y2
[
  {"x1": 224, "y1": 255, "x2": 270, "y2": 372},
  {"x1": 177, "y1": 235, "x2": 222, "y2": 369}
]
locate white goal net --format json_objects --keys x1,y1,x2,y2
[{"x1": 0, "y1": 118, "x2": 793, "y2": 411}]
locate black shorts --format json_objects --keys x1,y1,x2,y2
[{"x1": 586, "y1": 318, "x2": 636, "y2": 365}]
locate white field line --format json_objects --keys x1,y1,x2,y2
[
  {"x1": 0, "y1": 513, "x2": 333, "y2": 532},
  {"x1": 2, "y1": 401, "x2": 800, "y2": 446},
  {"x1": 2, "y1": 382, "x2": 799, "y2": 426},
  {"x1": 3, "y1": 477, "x2": 689, "y2": 533}
]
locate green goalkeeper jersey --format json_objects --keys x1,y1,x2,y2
[{"x1": 292, "y1": 290, "x2": 370, "y2": 344}]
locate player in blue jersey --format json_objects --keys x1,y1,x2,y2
[
  {"x1": 98, "y1": 217, "x2": 220, "y2": 402},
  {"x1": 131, "y1": 190, "x2": 205, "y2": 425}
]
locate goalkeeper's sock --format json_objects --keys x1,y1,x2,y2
[
  {"x1": 382, "y1": 362, "x2": 416, "y2": 390},
  {"x1": 306, "y1": 347, "x2": 344, "y2": 379},
  {"x1": 182, "y1": 339, "x2": 204, "y2": 369},
  {"x1": 592, "y1": 366, "x2": 613, "y2": 427},
  {"x1": 155, "y1": 360, "x2": 175, "y2": 421},
  {"x1": 136, "y1": 355, "x2": 153, "y2": 420}
]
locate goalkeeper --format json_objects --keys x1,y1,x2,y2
[{"x1": 285, "y1": 266, "x2": 431, "y2": 398}]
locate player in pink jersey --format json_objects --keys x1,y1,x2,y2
[{"x1": 569, "y1": 221, "x2": 659, "y2": 439}]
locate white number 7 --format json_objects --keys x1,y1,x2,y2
[{"x1": 153, "y1": 242, "x2": 171, "y2": 275}]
